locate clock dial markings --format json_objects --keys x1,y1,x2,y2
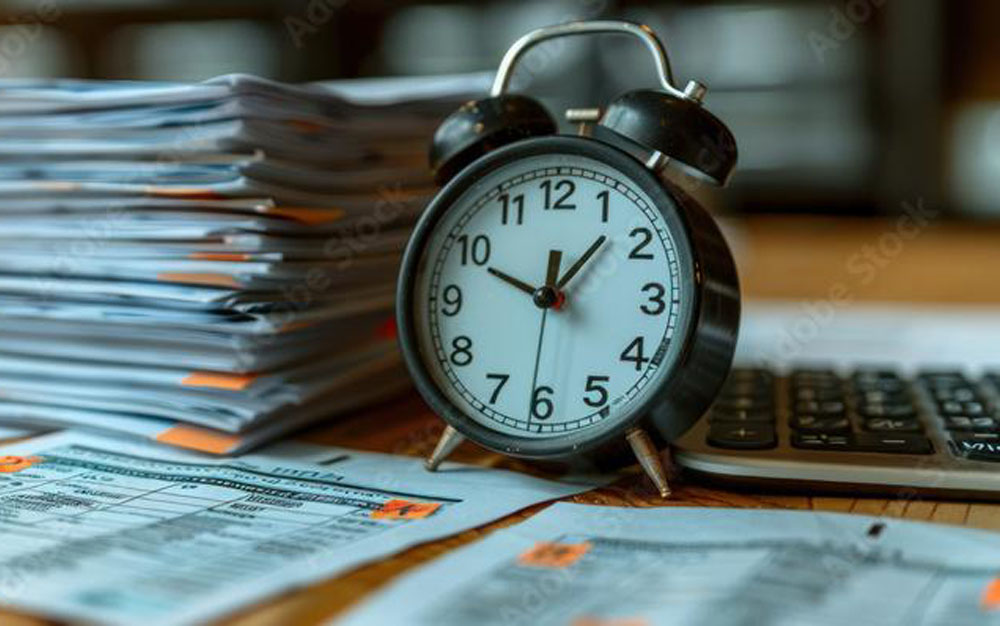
[{"x1": 417, "y1": 157, "x2": 683, "y2": 439}]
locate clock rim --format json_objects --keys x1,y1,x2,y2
[{"x1": 397, "y1": 134, "x2": 710, "y2": 461}]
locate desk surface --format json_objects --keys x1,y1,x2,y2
[{"x1": 7, "y1": 216, "x2": 1000, "y2": 626}]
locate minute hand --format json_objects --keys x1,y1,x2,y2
[{"x1": 556, "y1": 235, "x2": 607, "y2": 290}]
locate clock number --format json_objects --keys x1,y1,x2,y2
[
  {"x1": 441, "y1": 284, "x2": 462, "y2": 316},
  {"x1": 540, "y1": 179, "x2": 576, "y2": 210},
  {"x1": 456, "y1": 234, "x2": 490, "y2": 266},
  {"x1": 485, "y1": 373, "x2": 509, "y2": 404},
  {"x1": 497, "y1": 193, "x2": 525, "y2": 225},
  {"x1": 449, "y1": 336, "x2": 473, "y2": 366},
  {"x1": 620, "y1": 337, "x2": 650, "y2": 371},
  {"x1": 628, "y1": 228, "x2": 654, "y2": 260},
  {"x1": 639, "y1": 282, "x2": 666, "y2": 315},
  {"x1": 583, "y1": 375, "x2": 610, "y2": 408},
  {"x1": 596, "y1": 190, "x2": 610, "y2": 223},
  {"x1": 531, "y1": 386, "x2": 554, "y2": 420}
]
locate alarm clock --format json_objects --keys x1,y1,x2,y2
[{"x1": 396, "y1": 20, "x2": 740, "y2": 497}]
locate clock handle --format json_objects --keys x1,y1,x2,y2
[{"x1": 490, "y1": 20, "x2": 689, "y2": 100}]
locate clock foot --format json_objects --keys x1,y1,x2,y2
[
  {"x1": 425, "y1": 425, "x2": 464, "y2": 471},
  {"x1": 626, "y1": 428, "x2": 672, "y2": 498}
]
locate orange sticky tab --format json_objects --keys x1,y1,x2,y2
[
  {"x1": 371, "y1": 499, "x2": 442, "y2": 520},
  {"x1": 156, "y1": 425, "x2": 242, "y2": 454},
  {"x1": 266, "y1": 206, "x2": 345, "y2": 225},
  {"x1": 189, "y1": 253, "x2": 251, "y2": 262},
  {"x1": 182, "y1": 371, "x2": 258, "y2": 391},
  {"x1": 288, "y1": 119, "x2": 326, "y2": 133},
  {"x1": 158, "y1": 272, "x2": 242, "y2": 288},
  {"x1": 982, "y1": 578, "x2": 1000, "y2": 610},
  {"x1": 149, "y1": 187, "x2": 223, "y2": 200},
  {"x1": 517, "y1": 542, "x2": 591, "y2": 569},
  {"x1": 0, "y1": 455, "x2": 42, "y2": 473}
]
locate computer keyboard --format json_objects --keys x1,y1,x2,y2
[{"x1": 673, "y1": 367, "x2": 1000, "y2": 499}]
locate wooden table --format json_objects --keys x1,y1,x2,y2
[{"x1": 7, "y1": 216, "x2": 1000, "y2": 626}]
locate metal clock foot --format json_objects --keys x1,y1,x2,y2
[
  {"x1": 627, "y1": 428, "x2": 672, "y2": 498},
  {"x1": 425, "y1": 425, "x2": 464, "y2": 471}
]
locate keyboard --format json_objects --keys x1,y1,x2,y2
[{"x1": 673, "y1": 368, "x2": 1000, "y2": 499}]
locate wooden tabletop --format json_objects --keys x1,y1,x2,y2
[{"x1": 6, "y1": 215, "x2": 1000, "y2": 626}]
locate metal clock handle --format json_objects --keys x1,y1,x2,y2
[{"x1": 490, "y1": 20, "x2": 690, "y2": 101}]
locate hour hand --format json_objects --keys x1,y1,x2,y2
[{"x1": 487, "y1": 267, "x2": 536, "y2": 296}]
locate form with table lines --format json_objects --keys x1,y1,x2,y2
[
  {"x1": 0, "y1": 432, "x2": 592, "y2": 625},
  {"x1": 338, "y1": 502, "x2": 1000, "y2": 626}
]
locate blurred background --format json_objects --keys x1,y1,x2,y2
[{"x1": 1, "y1": 0, "x2": 995, "y2": 218}]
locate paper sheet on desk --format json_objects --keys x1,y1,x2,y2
[
  {"x1": 0, "y1": 431, "x2": 596, "y2": 626},
  {"x1": 337, "y1": 501, "x2": 1000, "y2": 626},
  {"x1": 737, "y1": 301, "x2": 1000, "y2": 373}
]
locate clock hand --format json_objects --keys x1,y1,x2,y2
[
  {"x1": 557, "y1": 235, "x2": 607, "y2": 290},
  {"x1": 527, "y1": 250, "x2": 561, "y2": 421},
  {"x1": 545, "y1": 249, "x2": 563, "y2": 287},
  {"x1": 487, "y1": 267, "x2": 536, "y2": 296},
  {"x1": 527, "y1": 308, "x2": 549, "y2": 424}
]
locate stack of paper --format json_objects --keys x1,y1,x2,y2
[{"x1": 0, "y1": 73, "x2": 487, "y2": 454}]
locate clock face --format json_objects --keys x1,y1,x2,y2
[{"x1": 411, "y1": 143, "x2": 693, "y2": 446}]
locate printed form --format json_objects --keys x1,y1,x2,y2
[
  {"x1": 339, "y1": 501, "x2": 1000, "y2": 626},
  {"x1": 0, "y1": 432, "x2": 592, "y2": 625}
]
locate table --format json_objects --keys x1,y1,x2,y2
[{"x1": 6, "y1": 216, "x2": 1000, "y2": 626}]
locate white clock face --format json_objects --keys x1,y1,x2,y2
[{"x1": 413, "y1": 151, "x2": 688, "y2": 440}]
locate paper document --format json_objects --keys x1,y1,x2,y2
[
  {"x1": 0, "y1": 426, "x2": 35, "y2": 439},
  {"x1": 338, "y1": 501, "x2": 1000, "y2": 626},
  {"x1": 738, "y1": 300, "x2": 1000, "y2": 373},
  {"x1": 0, "y1": 432, "x2": 593, "y2": 625}
]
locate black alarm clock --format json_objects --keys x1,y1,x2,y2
[{"x1": 396, "y1": 20, "x2": 740, "y2": 497}]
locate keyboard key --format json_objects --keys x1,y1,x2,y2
[
  {"x1": 715, "y1": 396, "x2": 772, "y2": 411},
  {"x1": 794, "y1": 387, "x2": 843, "y2": 401},
  {"x1": 791, "y1": 433, "x2": 852, "y2": 450},
  {"x1": 855, "y1": 390, "x2": 908, "y2": 404},
  {"x1": 793, "y1": 400, "x2": 846, "y2": 416},
  {"x1": 919, "y1": 371, "x2": 970, "y2": 387},
  {"x1": 864, "y1": 418, "x2": 923, "y2": 433},
  {"x1": 791, "y1": 432, "x2": 932, "y2": 454},
  {"x1": 789, "y1": 415, "x2": 851, "y2": 434},
  {"x1": 851, "y1": 434, "x2": 933, "y2": 454},
  {"x1": 943, "y1": 416, "x2": 999, "y2": 432},
  {"x1": 938, "y1": 400, "x2": 986, "y2": 417},
  {"x1": 708, "y1": 408, "x2": 774, "y2": 424},
  {"x1": 932, "y1": 387, "x2": 980, "y2": 403},
  {"x1": 857, "y1": 403, "x2": 916, "y2": 419},
  {"x1": 950, "y1": 434, "x2": 1000, "y2": 462},
  {"x1": 707, "y1": 424, "x2": 776, "y2": 450}
]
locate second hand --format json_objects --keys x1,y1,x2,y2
[
  {"x1": 526, "y1": 309, "x2": 548, "y2": 427},
  {"x1": 528, "y1": 249, "x2": 562, "y2": 425}
]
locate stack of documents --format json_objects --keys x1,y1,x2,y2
[{"x1": 0, "y1": 73, "x2": 485, "y2": 453}]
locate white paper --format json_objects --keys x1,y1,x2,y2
[
  {"x1": 737, "y1": 300, "x2": 1000, "y2": 374},
  {"x1": 338, "y1": 501, "x2": 1000, "y2": 626},
  {"x1": 0, "y1": 426, "x2": 35, "y2": 439},
  {"x1": 0, "y1": 432, "x2": 594, "y2": 625}
]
